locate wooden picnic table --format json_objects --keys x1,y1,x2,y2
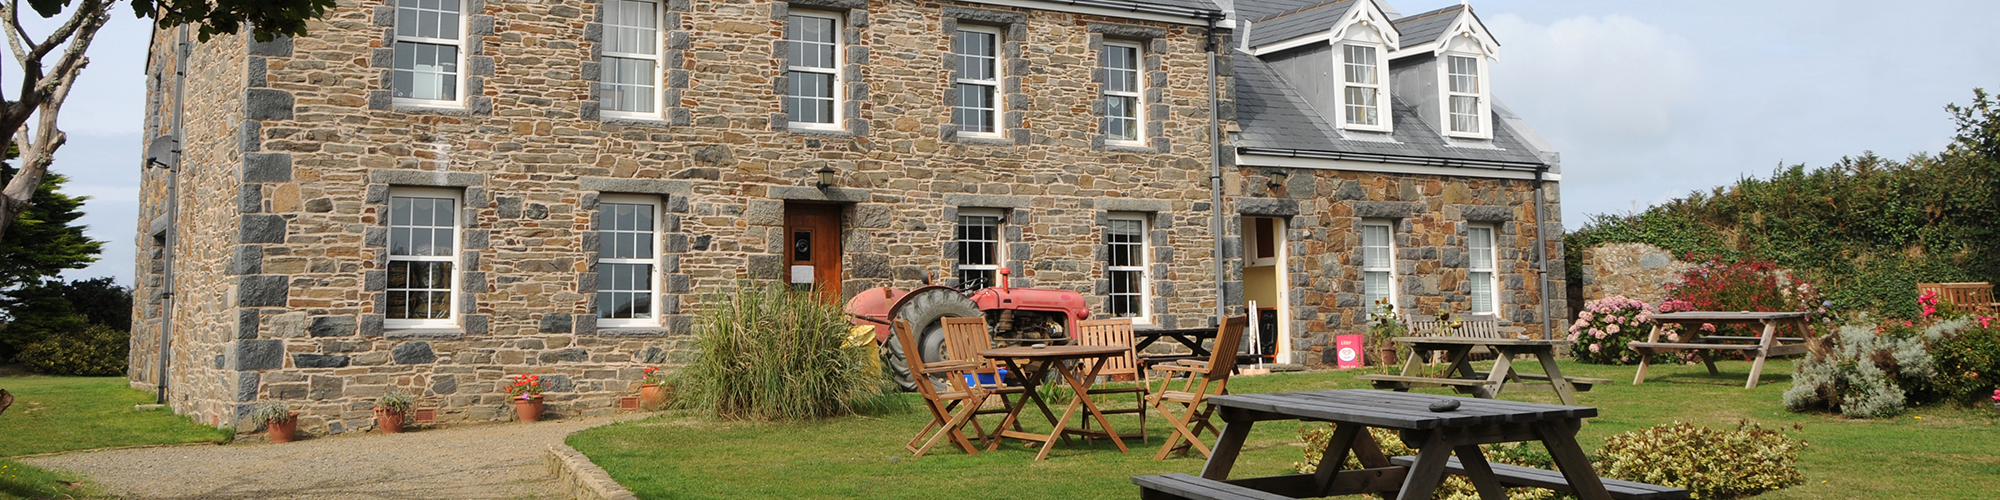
[
  {"x1": 979, "y1": 344, "x2": 1131, "y2": 460},
  {"x1": 1354, "y1": 337, "x2": 1609, "y2": 406},
  {"x1": 1132, "y1": 389, "x2": 1688, "y2": 500},
  {"x1": 1629, "y1": 311, "x2": 1812, "y2": 388}
]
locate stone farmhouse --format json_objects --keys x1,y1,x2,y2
[{"x1": 129, "y1": 0, "x2": 1563, "y2": 434}]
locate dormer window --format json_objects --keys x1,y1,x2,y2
[
  {"x1": 1446, "y1": 54, "x2": 1483, "y2": 135},
  {"x1": 1341, "y1": 44, "x2": 1385, "y2": 129}
]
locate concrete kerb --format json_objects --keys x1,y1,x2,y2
[{"x1": 545, "y1": 427, "x2": 641, "y2": 500}]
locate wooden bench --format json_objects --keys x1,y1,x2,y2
[
  {"x1": 1354, "y1": 373, "x2": 1493, "y2": 389},
  {"x1": 1388, "y1": 456, "x2": 1690, "y2": 500},
  {"x1": 1470, "y1": 371, "x2": 1613, "y2": 391},
  {"x1": 1632, "y1": 312, "x2": 1814, "y2": 388},
  {"x1": 1133, "y1": 473, "x2": 1296, "y2": 500}
]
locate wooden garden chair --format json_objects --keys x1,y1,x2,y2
[
  {"x1": 1073, "y1": 318, "x2": 1148, "y2": 443},
  {"x1": 894, "y1": 319, "x2": 990, "y2": 457},
  {"x1": 1145, "y1": 315, "x2": 1247, "y2": 460},
  {"x1": 940, "y1": 316, "x2": 1025, "y2": 447},
  {"x1": 1920, "y1": 282, "x2": 1997, "y2": 315}
]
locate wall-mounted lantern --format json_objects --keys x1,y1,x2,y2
[
  {"x1": 1267, "y1": 169, "x2": 1289, "y2": 189},
  {"x1": 815, "y1": 166, "x2": 838, "y2": 189}
]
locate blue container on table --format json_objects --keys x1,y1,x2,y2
[{"x1": 963, "y1": 367, "x2": 1008, "y2": 387}]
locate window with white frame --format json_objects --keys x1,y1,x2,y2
[
  {"x1": 600, "y1": 0, "x2": 661, "y2": 116},
  {"x1": 1105, "y1": 213, "x2": 1148, "y2": 319},
  {"x1": 392, "y1": 0, "x2": 466, "y2": 103},
  {"x1": 953, "y1": 26, "x2": 1000, "y2": 136},
  {"x1": 785, "y1": 11, "x2": 841, "y2": 128},
  {"x1": 1468, "y1": 225, "x2": 1498, "y2": 315},
  {"x1": 1341, "y1": 44, "x2": 1383, "y2": 128},
  {"x1": 1101, "y1": 41, "x2": 1142, "y2": 144},
  {"x1": 386, "y1": 190, "x2": 460, "y2": 328},
  {"x1": 1361, "y1": 222, "x2": 1395, "y2": 312},
  {"x1": 955, "y1": 209, "x2": 1003, "y2": 290},
  {"x1": 1446, "y1": 55, "x2": 1483, "y2": 135},
  {"x1": 598, "y1": 196, "x2": 661, "y2": 327}
]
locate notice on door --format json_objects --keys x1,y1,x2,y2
[{"x1": 790, "y1": 265, "x2": 814, "y2": 284}]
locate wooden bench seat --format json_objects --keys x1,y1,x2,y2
[
  {"x1": 1133, "y1": 473, "x2": 1297, "y2": 500},
  {"x1": 1470, "y1": 371, "x2": 1611, "y2": 390},
  {"x1": 1354, "y1": 374, "x2": 1493, "y2": 387},
  {"x1": 1697, "y1": 336, "x2": 1804, "y2": 344},
  {"x1": 1388, "y1": 456, "x2": 1690, "y2": 500},
  {"x1": 1626, "y1": 342, "x2": 1763, "y2": 352}
]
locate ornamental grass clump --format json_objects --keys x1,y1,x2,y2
[
  {"x1": 1594, "y1": 421, "x2": 1806, "y2": 499},
  {"x1": 674, "y1": 283, "x2": 884, "y2": 421},
  {"x1": 1567, "y1": 295, "x2": 1673, "y2": 365}
]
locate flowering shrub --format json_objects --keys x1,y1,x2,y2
[
  {"x1": 1924, "y1": 318, "x2": 2000, "y2": 406},
  {"x1": 1594, "y1": 421, "x2": 1806, "y2": 500},
  {"x1": 1567, "y1": 296, "x2": 1675, "y2": 365},
  {"x1": 1664, "y1": 257, "x2": 1828, "y2": 338},
  {"x1": 507, "y1": 374, "x2": 546, "y2": 400}
]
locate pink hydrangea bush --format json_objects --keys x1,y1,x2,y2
[{"x1": 1568, "y1": 295, "x2": 1678, "y2": 365}]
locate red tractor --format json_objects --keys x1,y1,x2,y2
[{"x1": 846, "y1": 270, "x2": 1089, "y2": 390}]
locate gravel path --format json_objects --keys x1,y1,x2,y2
[{"x1": 24, "y1": 414, "x2": 644, "y2": 500}]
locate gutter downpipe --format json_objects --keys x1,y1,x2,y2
[
  {"x1": 157, "y1": 25, "x2": 187, "y2": 405},
  {"x1": 1206, "y1": 16, "x2": 1226, "y2": 326},
  {"x1": 1532, "y1": 166, "x2": 1551, "y2": 340}
]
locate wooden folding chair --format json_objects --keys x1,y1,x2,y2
[
  {"x1": 940, "y1": 316, "x2": 1025, "y2": 447},
  {"x1": 895, "y1": 319, "x2": 990, "y2": 457},
  {"x1": 1146, "y1": 315, "x2": 1247, "y2": 460},
  {"x1": 1070, "y1": 318, "x2": 1150, "y2": 444}
]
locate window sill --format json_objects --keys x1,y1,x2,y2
[
  {"x1": 1103, "y1": 143, "x2": 1157, "y2": 154},
  {"x1": 385, "y1": 328, "x2": 465, "y2": 340},
  {"x1": 950, "y1": 135, "x2": 1015, "y2": 146},
  {"x1": 391, "y1": 101, "x2": 471, "y2": 116},
  {"x1": 787, "y1": 125, "x2": 852, "y2": 137},
  {"x1": 595, "y1": 327, "x2": 672, "y2": 338},
  {"x1": 601, "y1": 114, "x2": 669, "y2": 127}
]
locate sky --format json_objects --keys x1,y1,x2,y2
[{"x1": 12, "y1": 1, "x2": 2000, "y2": 286}]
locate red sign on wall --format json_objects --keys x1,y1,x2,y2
[{"x1": 1335, "y1": 334, "x2": 1364, "y2": 369}]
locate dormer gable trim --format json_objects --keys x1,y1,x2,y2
[
  {"x1": 1387, "y1": 7, "x2": 1499, "y2": 60},
  {"x1": 1329, "y1": 0, "x2": 1398, "y2": 49}
]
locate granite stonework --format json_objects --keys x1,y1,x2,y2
[{"x1": 1579, "y1": 242, "x2": 1688, "y2": 306}]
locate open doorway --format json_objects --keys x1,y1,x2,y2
[{"x1": 1242, "y1": 216, "x2": 1288, "y2": 363}]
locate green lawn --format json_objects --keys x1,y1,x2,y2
[
  {"x1": 570, "y1": 359, "x2": 2000, "y2": 499},
  {"x1": 0, "y1": 376, "x2": 235, "y2": 499}
]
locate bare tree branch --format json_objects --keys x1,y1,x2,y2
[{"x1": 0, "y1": 0, "x2": 108, "y2": 238}]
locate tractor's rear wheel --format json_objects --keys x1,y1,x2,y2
[{"x1": 883, "y1": 287, "x2": 982, "y2": 391}]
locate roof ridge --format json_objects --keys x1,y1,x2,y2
[
  {"x1": 1391, "y1": 4, "x2": 1463, "y2": 25},
  {"x1": 1252, "y1": 0, "x2": 1357, "y2": 24}
]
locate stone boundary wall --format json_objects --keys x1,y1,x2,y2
[
  {"x1": 546, "y1": 442, "x2": 639, "y2": 500},
  {"x1": 1579, "y1": 242, "x2": 1688, "y2": 306}
]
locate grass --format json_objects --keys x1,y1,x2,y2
[
  {"x1": 0, "y1": 376, "x2": 235, "y2": 499},
  {"x1": 570, "y1": 359, "x2": 2000, "y2": 499}
]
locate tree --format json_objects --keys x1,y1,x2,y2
[
  {"x1": 0, "y1": 0, "x2": 337, "y2": 240},
  {"x1": 0, "y1": 160, "x2": 98, "y2": 292}
]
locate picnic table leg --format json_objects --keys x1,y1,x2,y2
[
  {"x1": 1533, "y1": 421, "x2": 1613, "y2": 500},
  {"x1": 1393, "y1": 431, "x2": 1453, "y2": 500},
  {"x1": 1633, "y1": 324, "x2": 1664, "y2": 385},
  {"x1": 1745, "y1": 319, "x2": 1778, "y2": 389},
  {"x1": 1200, "y1": 419, "x2": 1257, "y2": 480},
  {"x1": 1700, "y1": 351, "x2": 1720, "y2": 375},
  {"x1": 1351, "y1": 429, "x2": 1402, "y2": 499},
  {"x1": 1306, "y1": 422, "x2": 1363, "y2": 491},
  {"x1": 1452, "y1": 445, "x2": 1509, "y2": 500},
  {"x1": 1533, "y1": 348, "x2": 1581, "y2": 406},
  {"x1": 1475, "y1": 348, "x2": 1511, "y2": 399}
]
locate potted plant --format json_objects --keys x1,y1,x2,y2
[
  {"x1": 639, "y1": 366, "x2": 671, "y2": 409},
  {"x1": 375, "y1": 390, "x2": 415, "y2": 434},
  {"x1": 251, "y1": 401, "x2": 299, "y2": 443},
  {"x1": 508, "y1": 374, "x2": 547, "y2": 422},
  {"x1": 1366, "y1": 298, "x2": 1405, "y2": 366}
]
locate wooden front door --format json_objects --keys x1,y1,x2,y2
[{"x1": 784, "y1": 203, "x2": 843, "y2": 302}]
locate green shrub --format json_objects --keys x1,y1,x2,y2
[
  {"x1": 1594, "y1": 421, "x2": 1806, "y2": 500},
  {"x1": 1927, "y1": 323, "x2": 2000, "y2": 405},
  {"x1": 672, "y1": 283, "x2": 885, "y2": 421},
  {"x1": 1295, "y1": 424, "x2": 1554, "y2": 500},
  {"x1": 1784, "y1": 320, "x2": 1941, "y2": 418},
  {"x1": 16, "y1": 322, "x2": 128, "y2": 376}
]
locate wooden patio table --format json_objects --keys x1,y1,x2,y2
[
  {"x1": 1355, "y1": 337, "x2": 1606, "y2": 406},
  {"x1": 978, "y1": 344, "x2": 1131, "y2": 460},
  {"x1": 1628, "y1": 311, "x2": 1812, "y2": 388},
  {"x1": 1130, "y1": 389, "x2": 1687, "y2": 500}
]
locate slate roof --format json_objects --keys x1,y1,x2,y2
[
  {"x1": 1389, "y1": 4, "x2": 1464, "y2": 48},
  {"x1": 1234, "y1": 0, "x2": 1346, "y2": 23},
  {"x1": 1129, "y1": 0, "x2": 1224, "y2": 13},
  {"x1": 1247, "y1": 0, "x2": 1360, "y2": 48},
  {"x1": 1230, "y1": 50, "x2": 1550, "y2": 167}
]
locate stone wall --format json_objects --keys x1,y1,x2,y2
[
  {"x1": 1579, "y1": 242, "x2": 1687, "y2": 305},
  {"x1": 138, "y1": 0, "x2": 1228, "y2": 434}
]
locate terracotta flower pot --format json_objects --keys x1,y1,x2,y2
[
  {"x1": 375, "y1": 407, "x2": 406, "y2": 434},
  {"x1": 1374, "y1": 348, "x2": 1399, "y2": 366},
  {"x1": 267, "y1": 412, "x2": 300, "y2": 443},
  {"x1": 515, "y1": 395, "x2": 545, "y2": 423},
  {"x1": 639, "y1": 384, "x2": 670, "y2": 409}
]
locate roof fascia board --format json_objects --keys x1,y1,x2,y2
[
  {"x1": 1328, "y1": 0, "x2": 1398, "y2": 49},
  {"x1": 960, "y1": 0, "x2": 1219, "y2": 25},
  {"x1": 1250, "y1": 32, "x2": 1328, "y2": 56},
  {"x1": 1237, "y1": 150, "x2": 1555, "y2": 181},
  {"x1": 1386, "y1": 9, "x2": 1499, "y2": 60}
]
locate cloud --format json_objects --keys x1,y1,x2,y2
[{"x1": 1488, "y1": 14, "x2": 1699, "y2": 143}]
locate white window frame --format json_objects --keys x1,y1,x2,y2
[
  {"x1": 597, "y1": 194, "x2": 663, "y2": 328},
  {"x1": 1337, "y1": 43, "x2": 1390, "y2": 132},
  {"x1": 1467, "y1": 224, "x2": 1499, "y2": 316},
  {"x1": 1442, "y1": 52, "x2": 1491, "y2": 139},
  {"x1": 391, "y1": 0, "x2": 470, "y2": 108},
  {"x1": 785, "y1": 10, "x2": 843, "y2": 130},
  {"x1": 599, "y1": 0, "x2": 664, "y2": 119},
  {"x1": 954, "y1": 208, "x2": 1004, "y2": 290},
  {"x1": 952, "y1": 25, "x2": 1002, "y2": 138},
  {"x1": 1101, "y1": 41, "x2": 1144, "y2": 146},
  {"x1": 1361, "y1": 221, "x2": 1396, "y2": 314},
  {"x1": 385, "y1": 187, "x2": 462, "y2": 330},
  {"x1": 1105, "y1": 212, "x2": 1151, "y2": 323}
]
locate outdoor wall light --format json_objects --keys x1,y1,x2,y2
[
  {"x1": 815, "y1": 166, "x2": 838, "y2": 189},
  {"x1": 1267, "y1": 169, "x2": 1289, "y2": 189}
]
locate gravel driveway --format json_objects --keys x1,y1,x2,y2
[{"x1": 24, "y1": 414, "x2": 641, "y2": 499}]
